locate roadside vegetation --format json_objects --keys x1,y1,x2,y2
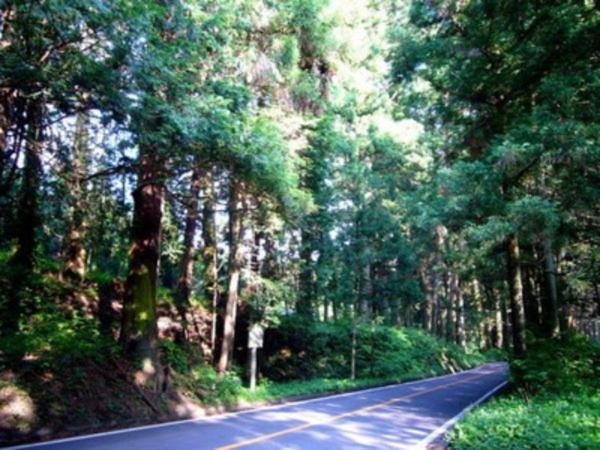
[
  {"x1": 449, "y1": 334, "x2": 600, "y2": 449},
  {"x1": 1, "y1": 0, "x2": 598, "y2": 447},
  {"x1": 0, "y1": 275, "x2": 496, "y2": 444}
]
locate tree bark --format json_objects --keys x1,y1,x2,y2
[
  {"x1": 447, "y1": 271, "x2": 459, "y2": 343},
  {"x1": 218, "y1": 177, "x2": 244, "y2": 374},
  {"x1": 541, "y1": 237, "x2": 560, "y2": 337},
  {"x1": 4, "y1": 100, "x2": 43, "y2": 332},
  {"x1": 297, "y1": 229, "x2": 314, "y2": 317},
  {"x1": 120, "y1": 148, "x2": 165, "y2": 371},
  {"x1": 12, "y1": 100, "x2": 43, "y2": 274},
  {"x1": 420, "y1": 263, "x2": 434, "y2": 332},
  {"x1": 494, "y1": 297, "x2": 503, "y2": 349},
  {"x1": 456, "y1": 277, "x2": 466, "y2": 348},
  {"x1": 62, "y1": 112, "x2": 90, "y2": 281},
  {"x1": 507, "y1": 233, "x2": 527, "y2": 355},
  {"x1": 174, "y1": 167, "x2": 202, "y2": 342},
  {"x1": 201, "y1": 169, "x2": 219, "y2": 356},
  {"x1": 522, "y1": 262, "x2": 540, "y2": 329},
  {"x1": 483, "y1": 282, "x2": 503, "y2": 349},
  {"x1": 472, "y1": 280, "x2": 486, "y2": 349},
  {"x1": 360, "y1": 262, "x2": 372, "y2": 320}
]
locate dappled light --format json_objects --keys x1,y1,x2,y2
[{"x1": 0, "y1": 0, "x2": 598, "y2": 447}]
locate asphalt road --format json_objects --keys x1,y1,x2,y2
[{"x1": 11, "y1": 362, "x2": 508, "y2": 450}]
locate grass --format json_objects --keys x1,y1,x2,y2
[
  {"x1": 237, "y1": 362, "x2": 495, "y2": 404},
  {"x1": 240, "y1": 377, "x2": 395, "y2": 403},
  {"x1": 449, "y1": 390, "x2": 600, "y2": 449},
  {"x1": 448, "y1": 333, "x2": 600, "y2": 450}
]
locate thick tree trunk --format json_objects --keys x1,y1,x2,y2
[
  {"x1": 218, "y1": 178, "x2": 243, "y2": 374},
  {"x1": 5, "y1": 100, "x2": 43, "y2": 332},
  {"x1": 62, "y1": 112, "x2": 89, "y2": 281},
  {"x1": 0, "y1": 94, "x2": 10, "y2": 196},
  {"x1": 201, "y1": 169, "x2": 219, "y2": 356},
  {"x1": 12, "y1": 101, "x2": 43, "y2": 273},
  {"x1": 507, "y1": 233, "x2": 527, "y2": 355},
  {"x1": 483, "y1": 282, "x2": 503, "y2": 349},
  {"x1": 120, "y1": 148, "x2": 164, "y2": 373},
  {"x1": 541, "y1": 237, "x2": 560, "y2": 337},
  {"x1": 174, "y1": 168, "x2": 202, "y2": 342},
  {"x1": 522, "y1": 263, "x2": 540, "y2": 329}
]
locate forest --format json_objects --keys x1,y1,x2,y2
[{"x1": 0, "y1": 0, "x2": 599, "y2": 448}]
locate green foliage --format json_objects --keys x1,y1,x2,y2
[
  {"x1": 0, "y1": 310, "x2": 117, "y2": 370},
  {"x1": 449, "y1": 391, "x2": 600, "y2": 450},
  {"x1": 159, "y1": 340, "x2": 191, "y2": 374},
  {"x1": 262, "y1": 316, "x2": 493, "y2": 381},
  {"x1": 183, "y1": 364, "x2": 243, "y2": 406},
  {"x1": 511, "y1": 333, "x2": 600, "y2": 395},
  {"x1": 240, "y1": 377, "x2": 392, "y2": 403},
  {"x1": 449, "y1": 334, "x2": 600, "y2": 449}
]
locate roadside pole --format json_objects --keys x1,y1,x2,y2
[{"x1": 248, "y1": 323, "x2": 264, "y2": 391}]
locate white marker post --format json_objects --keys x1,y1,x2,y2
[{"x1": 248, "y1": 324, "x2": 264, "y2": 391}]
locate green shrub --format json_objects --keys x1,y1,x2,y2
[
  {"x1": 0, "y1": 310, "x2": 117, "y2": 369},
  {"x1": 160, "y1": 340, "x2": 191, "y2": 373},
  {"x1": 512, "y1": 333, "x2": 600, "y2": 395},
  {"x1": 262, "y1": 316, "x2": 494, "y2": 381},
  {"x1": 449, "y1": 333, "x2": 600, "y2": 449},
  {"x1": 449, "y1": 391, "x2": 600, "y2": 449},
  {"x1": 182, "y1": 364, "x2": 244, "y2": 406}
]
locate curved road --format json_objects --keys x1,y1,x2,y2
[{"x1": 10, "y1": 362, "x2": 508, "y2": 450}]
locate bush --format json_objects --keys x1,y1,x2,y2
[
  {"x1": 160, "y1": 340, "x2": 191, "y2": 373},
  {"x1": 511, "y1": 332, "x2": 600, "y2": 395},
  {"x1": 449, "y1": 333, "x2": 600, "y2": 449},
  {"x1": 449, "y1": 390, "x2": 600, "y2": 449},
  {"x1": 0, "y1": 310, "x2": 117, "y2": 370},
  {"x1": 262, "y1": 316, "x2": 494, "y2": 382},
  {"x1": 182, "y1": 364, "x2": 244, "y2": 406}
]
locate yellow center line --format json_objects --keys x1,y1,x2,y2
[{"x1": 216, "y1": 370, "x2": 498, "y2": 450}]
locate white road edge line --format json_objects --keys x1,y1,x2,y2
[
  {"x1": 412, "y1": 379, "x2": 509, "y2": 450},
  {"x1": 6, "y1": 362, "x2": 505, "y2": 449}
]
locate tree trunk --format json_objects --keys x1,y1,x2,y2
[
  {"x1": 62, "y1": 112, "x2": 90, "y2": 281},
  {"x1": 5, "y1": 100, "x2": 43, "y2": 332},
  {"x1": 218, "y1": 178, "x2": 243, "y2": 374},
  {"x1": 432, "y1": 225, "x2": 447, "y2": 337},
  {"x1": 350, "y1": 311, "x2": 357, "y2": 380},
  {"x1": 456, "y1": 277, "x2": 466, "y2": 348},
  {"x1": 507, "y1": 233, "x2": 527, "y2": 355},
  {"x1": 421, "y1": 265, "x2": 434, "y2": 332},
  {"x1": 12, "y1": 100, "x2": 43, "y2": 273},
  {"x1": 174, "y1": 167, "x2": 202, "y2": 342},
  {"x1": 483, "y1": 282, "x2": 503, "y2": 349},
  {"x1": 201, "y1": 169, "x2": 219, "y2": 356},
  {"x1": 297, "y1": 228, "x2": 314, "y2": 317},
  {"x1": 541, "y1": 237, "x2": 560, "y2": 337},
  {"x1": 448, "y1": 271, "x2": 460, "y2": 343},
  {"x1": 471, "y1": 280, "x2": 486, "y2": 349},
  {"x1": 360, "y1": 262, "x2": 372, "y2": 320},
  {"x1": 495, "y1": 295, "x2": 504, "y2": 349},
  {"x1": 120, "y1": 148, "x2": 165, "y2": 373}
]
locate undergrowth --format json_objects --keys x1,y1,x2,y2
[{"x1": 449, "y1": 333, "x2": 600, "y2": 449}]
